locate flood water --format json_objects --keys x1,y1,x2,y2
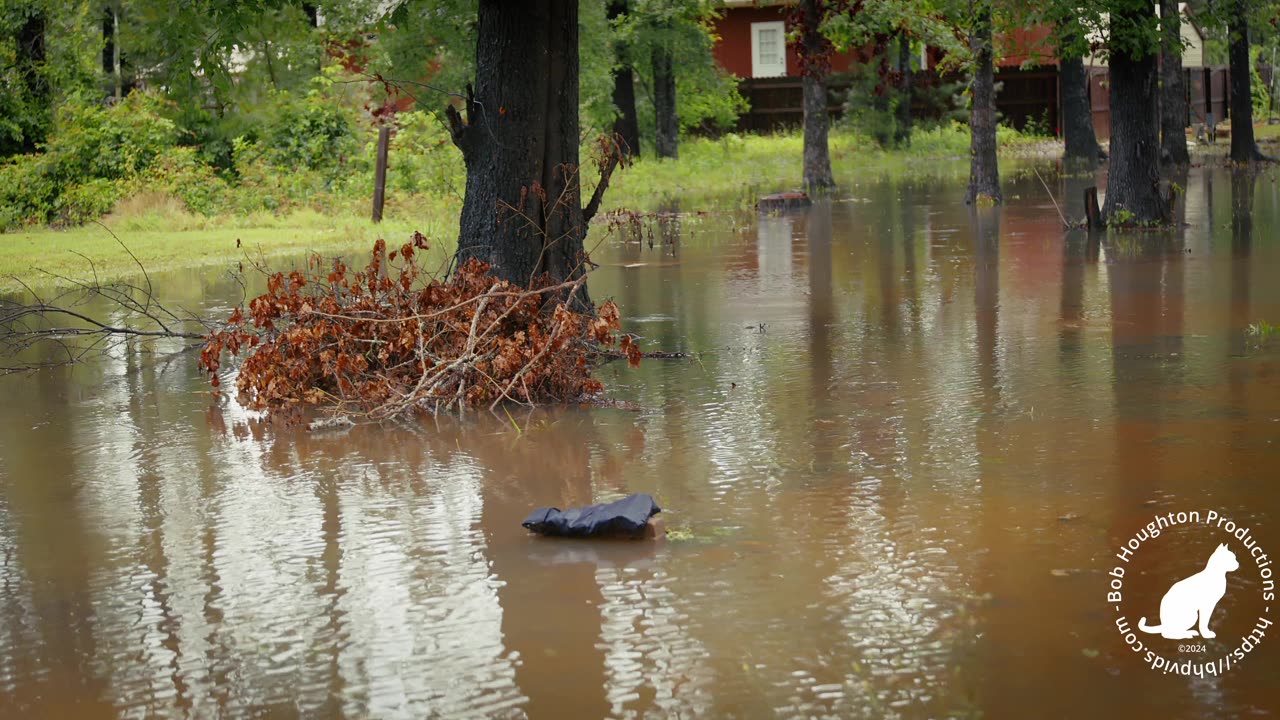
[{"x1": 2, "y1": 163, "x2": 1280, "y2": 718}]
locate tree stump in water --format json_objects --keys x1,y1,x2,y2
[
  {"x1": 1084, "y1": 186, "x2": 1103, "y2": 231},
  {"x1": 758, "y1": 192, "x2": 812, "y2": 213}
]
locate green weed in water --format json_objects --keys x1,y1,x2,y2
[{"x1": 1246, "y1": 320, "x2": 1279, "y2": 346}]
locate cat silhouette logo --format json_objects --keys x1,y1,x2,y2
[
  {"x1": 1138, "y1": 543, "x2": 1240, "y2": 640},
  {"x1": 1107, "y1": 510, "x2": 1274, "y2": 677}
]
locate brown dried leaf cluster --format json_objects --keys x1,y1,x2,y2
[{"x1": 199, "y1": 234, "x2": 637, "y2": 420}]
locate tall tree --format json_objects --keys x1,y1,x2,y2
[
  {"x1": 448, "y1": 0, "x2": 617, "y2": 310},
  {"x1": 894, "y1": 30, "x2": 912, "y2": 146},
  {"x1": 1058, "y1": 18, "x2": 1104, "y2": 162},
  {"x1": 1160, "y1": 0, "x2": 1190, "y2": 165},
  {"x1": 1101, "y1": 0, "x2": 1167, "y2": 223},
  {"x1": 823, "y1": 0, "x2": 962, "y2": 149},
  {"x1": 796, "y1": 0, "x2": 835, "y2": 190},
  {"x1": 607, "y1": 0, "x2": 641, "y2": 158},
  {"x1": 0, "y1": 2, "x2": 52, "y2": 155},
  {"x1": 1227, "y1": 0, "x2": 1266, "y2": 161},
  {"x1": 651, "y1": 33, "x2": 678, "y2": 159},
  {"x1": 966, "y1": 0, "x2": 1001, "y2": 204}
]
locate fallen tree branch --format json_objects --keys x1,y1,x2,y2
[{"x1": 200, "y1": 235, "x2": 637, "y2": 421}]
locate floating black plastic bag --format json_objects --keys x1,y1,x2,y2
[{"x1": 522, "y1": 493, "x2": 661, "y2": 539}]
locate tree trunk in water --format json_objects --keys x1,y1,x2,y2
[
  {"x1": 1160, "y1": 1, "x2": 1189, "y2": 165},
  {"x1": 1102, "y1": 3, "x2": 1166, "y2": 224},
  {"x1": 895, "y1": 31, "x2": 912, "y2": 147},
  {"x1": 1228, "y1": 0, "x2": 1263, "y2": 162},
  {"x1": 607, "y1": 0, "x2": 641, "y2": 158},
  {"x1": 802, "y1": 75, "x2": 834, "y2": 190},
  {"x1": 966, "y1": 2, "x2": 1001, "y2": 205},
  {"x1": 800, "y1": 0, "x2": 834, "y2": 190},
  {"x1": 652, "y1": 41, "x2": 678, "y2": 160},
  {"x1": 448, "y1": 0, "x2": 592, "y2": 310}
]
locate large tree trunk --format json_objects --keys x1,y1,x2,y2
[
  {"x1": 1061, "y1": 56, "x2": 1102, "y2": 161},
  {"x1": 1160, "y1": 1, "x2": 1189, "y2": 165},
  {"x1": 799, "y1": 0, "x2": 834, "y2": 190},
  {"x1": 652, "y1": 40, "x2": 678, "y2": 160},
  {"x1": 607, "y1": 0, "x2": 641, "y2": 158},
  {"x1": 1228, "y1": 0, "x2": 1264, "y2": 162},
  {"x1": 1102, "y1": 3, "x2": 1166, "y2": 224},
  {"x1": 1059, "y1": 18, "x2": 1103, "y2": 162},
  {"x1": 966, "y1": 1, "x2": 1001, "y2": 205},
  {"x1": 448, "y1": 0, "x2": 592, "y2": 309},
  {"x1": 895, "y1": 31, "x2": 913, "y2": 147}
]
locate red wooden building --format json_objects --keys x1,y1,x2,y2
[{"x1": 710, "y1": 0, "x2": 1227, "y2": 139}]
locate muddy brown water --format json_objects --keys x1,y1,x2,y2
[{"x1": 2, "y1": 164, "x2": 1280, "y2": 718}]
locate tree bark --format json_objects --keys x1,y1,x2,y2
[
  {"x1": 448, "y1": 0, "x2": 592, "y2": 309},
  {"x1": 1160, "y1": 1, "x2": 1189, "y2": 165},
  {"x1": 1102, "y1": 2, "x2": 1166, "y2": 224},
  {"x1": 7, "y1": 9, "x2": 49, "y2": 155},
  {"x1": 966, "y1": 1, "x2": 1001, "y2": 205},
  {"x1": 799, "y1": 0, "x2": 834, "y2": 190},
  {"x1": 607, "y1": 0, "x2": 641, "y2": 158},
  {"x1": 1228, "y1": 0, "x2": 1264, "y2": 162},
  {"x1": 1061, "y1": 56, "x2": 1102, "y2": 161},
  {"x1": 895, "y1": 31, "x2": 912, "y2": 147},
  {"x1": 1059, "y1": 18, "x2": 1103, "y2": 162},
  {"x1": 652, "y1": 40, "x2": 678, "y2": 160}
]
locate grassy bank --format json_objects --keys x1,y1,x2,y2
[
  {"x1": 0, "y1": 214, "x2": 457, "y2": 293},
  {"x1": 2, "y1": 124, "x2": 1054, "y2": 292}
]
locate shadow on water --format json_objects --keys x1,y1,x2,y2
[{"x1": 1, "y1": 164, "x2": 1279, "y2": 718}]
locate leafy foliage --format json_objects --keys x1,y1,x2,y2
[
  {"x1": 201, "y1": 236, "x2": 640, "y2": 420},
  {"x1": 612, "y1": 0, "x2": 748, "y2": 138},
  {"x1": 0, "y1": 91, "x2": 176, "y2": 227}
]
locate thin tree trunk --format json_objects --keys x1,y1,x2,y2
[
  {"x1": 1160, "y1": 1, "x2": 1189, "y2": 165},
  {"x1": 800, "y1": 0, "x2": 834, "y2": 190},
  {"x1": 895, "y1": 31, "x2": 912, "y2": 147},
  {"x1": 1102, "y1": 2, "x2": 1166, "y2": 224},
  {"x1": 652, "y1": 40, "x2": 678, "y2": 159},
  {"x1": 1228, "y1": 0, "x2": 1264, "y2": 162},
  {"x1": 112, "y1": 7, "x2": 122, "y2": 100},
  {"x1": 16, "y1": 10, "x2": 48, "y2": 147},
  {"x1": 448, "y1": 0, "x2": 592, "y2": 309},
  {"x1": 966, "y1": 1, "x2": 1001, "y2": 205},
  {"x1": 607, "y1": 0, "x2": 641, "y2": 158}
]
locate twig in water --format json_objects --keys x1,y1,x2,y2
[{"x1": 1034, "y1": 167, "x2": 1069, "y2": 228}]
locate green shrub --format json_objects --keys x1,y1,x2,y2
[
  {"x1": 0, "y1": 91, "x2": 177, "y2": 230},
  {"x1": 143, "y1": 147, "x2": 232, "y2": 216},
  {"x1": 55, "y1": 178, "x2": 126, "y2": 226},
  {"x1": 257, "y1": 79, "x2": 357, "y2": 171},
  {"x1": 382, "y1": 111, "x2": 464, "y2": 196},
  {"x1": 49, "y1": 92, "x2": 177, "y2": 180}
]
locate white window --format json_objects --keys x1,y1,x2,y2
[{"x1": 751, "y1": 21, "x2": 787, "y2": 78}]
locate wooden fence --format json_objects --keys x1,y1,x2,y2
[{"x1": 735, "y1": 65, "x2": 1233, "y2": 140}]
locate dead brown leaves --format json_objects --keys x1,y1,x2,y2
[{"x1": 199, "y1": 234, "x2": 633, "y2": 421}]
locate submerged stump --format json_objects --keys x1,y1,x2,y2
[{"x1": 758, "y1": 192, "x2": 812, "y2": 213}]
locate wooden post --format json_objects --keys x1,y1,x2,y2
[
  {"x1": 1084, "y1": 186, "x2": 1102, "y2": 230},
  {"x1": 371, "y1": 124, "x2": 391, "y2": 223}
]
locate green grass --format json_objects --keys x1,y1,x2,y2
[
  {"x1": 1255, "y1": 122, "x2": 1280, "y2": 142},
  {"x1": 0, "y1": 211, "x2": 457, "y2": 293},
  {"x1": 601, "y1": 122, "x2": 1055, "y2": 212}
]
